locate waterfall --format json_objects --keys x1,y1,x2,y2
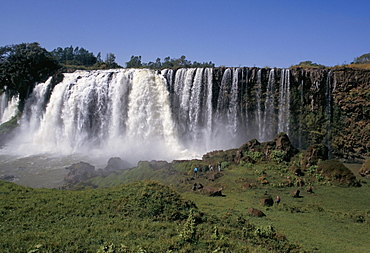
[
  {"x1": 228, "y1": 68, "x2": 241, "y2": 140},
  {"x1": 263, "y1": 69, "x2": 275, "y2": 141},
  {"x1": 205, "y1": 68, "x2": 213, "y2": 147},
  {"x1": 3, "y1": 67, "x2": 299, "y2": 163},
  {"x1": 278, "y1": 69, "x2": 290, "y2": 135},
  {"x1": 9, "y1": 69, "x2": 183, "y2": 162},
  {"x1": 256, "y1": 69, "x2": 263, "y2": 140},
  {"x1": 0, "y1": 92, "x2": 19, "y2": 124}
]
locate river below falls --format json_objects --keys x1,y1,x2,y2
[{"x1": 0, "y1": 154, "x2": 109, "y2": 188}]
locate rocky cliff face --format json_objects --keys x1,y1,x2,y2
[
  {"x1": 209, "y1": 67, "x2": 370, "y2": 160},
  {"x1": 331, "y1": 69, "x2": 370, "y2": 160}
]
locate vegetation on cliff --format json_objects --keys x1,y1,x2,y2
[
  {"x1": 125, "y1": 55, "x2": 215, "y2": 69},
  {"x1": 0, "y1": 43, "x2": 60, "y2": 107}
]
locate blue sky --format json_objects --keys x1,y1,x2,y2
[{"x1": 1, "y1": 0, "x2": 369, "y2": 68}]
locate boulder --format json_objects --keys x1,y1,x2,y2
[
  {"x1": 99, "y1": 157, "x2": 132, "y2": 176},
  {"x1": 200, "y1": 186, "x2": 223, "y2": 196},
  {"x1": 316, "y1": 159, "x2": 359, "y2": 186},
  {"x1": 260, "y1": 197, "x2": 274, "y2": 206},
  {"x1": 301, "y1": 144, "x2": 328, "y2": 170},
  {"x1": 149, "y1": 160, "x2": 171, "y2": 170},
  {"x1": 65, "y1": 162, "x2": 97, "y2": 185},
  {"x1": 359, "y1": 158, "x2": 370, "y2": 179},
  {"x1": 291, "y1": 189, "x2": 300, "y2": 198},
  {"x1": 235, "y1": 133, "x2": 299, "y2": 164},
  {"x1": 206, "y1": 172, "x2": 223, "y2": 181},
  {"x1": 241, "y1": 182, "x2": 255, "y2": 189},
  {"x1": 0, "y1": 174, "x2": 18, "y2": 182},
  {"x1": 248, "y1": 208, "x2": 266, "y2": 217}
]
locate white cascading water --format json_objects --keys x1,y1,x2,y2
[
  {"x1": 188, "y1": 68, "x2": 204, "y2": 139},
  {"x1": 0, "y1": 67, "x2": 296, "y2": 187},
  {"x1": 278, "y1": 69, "x2": 290, "y2": 135},
  {"x1": 228, "y1": 68, "x2": 240, "y2": 140},
  {"x1": 6, "y1": 69, "x2": 187, "y2": 163},
  {"x1": 263, "y1": 69, "x2": 275, "y2": 141},
  {"x1": 256, "y1": 69, "x2": 263, "y2": 140},
  {"x1": 205, "y1": 68, "x2": 214, "y2": 148},
  {"x1": 0, "y1": 92, "x2": 19, "y2": 124}
]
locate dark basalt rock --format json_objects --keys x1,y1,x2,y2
[
  {"x1": 248, "y1": 207, "x2": 266, "y2": 217},
  {"x1": 200, "y1": 186, "x2": 223, "y2": 196},
  {"x1": 98, "y1": 157, "x2": 132, "y2": 176},
  {"x1": 359, "y1": 158, "x2": 370, "y2": 179},
  {"x1": 316, "y1": 159, "x2": 359, "y2": 186},
  {"x1": 65, "y1": 161, "x2": 97, "y2": 186},
  {"x1": 300, "y1": 144, "x2": 328, "y2": 170},
  {"x1": 235, "y1": 133, "x2": 299, "y2": 164}
]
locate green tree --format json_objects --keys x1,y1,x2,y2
[
  {"x1": 353, "y1": 53, "x2": 370, "y2": 64},
  {"x1": 0, "y1": 42, "x2": 60, "y2": 108},
  {"x1": 51, "y1": 46, "x2": 98, "y2": 67},
  {"x1": 105, "y1": 53, "x2": 121, "y2": 69},
  {"x1": 162, "y1": 56, "x2": 174, "y2": 68},
  {"x1": 126, "y1": 55, "x2": 142, "y2": 68}
]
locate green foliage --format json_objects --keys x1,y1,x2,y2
[
  {"x1": 104, "y1": 53, "x2": 121, "y2": 69},
  {"x1": 0, "y1": 43, "x2": 60, "y2": 104},
  {"x1": 178, "y1": 209, "x2": 197, "y2": 242},
  {"x1": 0, "y1": 180, "x2": 194, "y2": 252},
  {"x1": 128, "y1": 55, "x2": 215, "y2": 69},
  {"x1": 270, "y1": 150, "x2": 287, "y2": 163},
  {"x1": 220, "y1": 161, "x2": 230, "y2": 170},
  {"x1": 292, "y1": 60, "x2": 325, "y2": 68},
  {"x1": 51, "y1": 46, "x2": 100, "y2": 67},
  {"x1": 353, "y1": 53, "x2": 370, "y2": 64},
  {"x1": 126, "y1": 55, "x2": 143, "y2": 68},
  {"x1": 254, "y1": 225, "x2": 275, "y2": 238},
  {"x1": 244, "y1": 151, "x2": 263, "y2": 162},
  {"x1": 307, "y1": 165, "x2": 318, "y2": 176}
]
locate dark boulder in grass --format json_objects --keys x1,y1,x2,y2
[
  {"x1": 316, "y1": 159, "x2": 360, "y2": 186},
  {"x1": 290, "y1": 189, "x2": 301, "y2": 198},
  {"x1": 248, "y1": 208, "x2": 266, "y2": 217},
  {"x1": 200, "y1": 186, "x2": 223, "y2": 196},
  {"x1": 300, "y1": 144, "x2": 328, "y2": 170},
  {"x1": 359, "y1": 158, "x2": 370, "y2": 179},
  {"x1": 260, "y1": 197, "x2": 274, "y2": 206}
]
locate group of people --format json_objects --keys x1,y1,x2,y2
[{"x1": 193, "y1": 163, "x2": 221, "y2": 177}]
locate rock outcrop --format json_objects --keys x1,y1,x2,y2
[
  {"x1": 316, "y1": 159, "x2": 359, "y2": 186},
  {"x1": 98, "y1": 157, "x2": 131, "y2": 177},
  {"x1": 200, "y1": 186, "x2": 223, "y2": 196},
  {"x1": 300, "y1": 144, "x2": 328, "y2": 170},
  {"x1": 65, "y1": 162, "x2": 97, "y2": 186},
  {"x1": 248, "y1": 208, "x2": 266, "y2": 217},
  {"x1": 359, "y1": 158, "x2": 370, "y2": 179},
  {"x1": 235, "y1": 133, "x2": 299, "y2": 164}
]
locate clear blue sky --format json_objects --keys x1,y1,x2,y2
[{"x1": 1, "y1": 0, "x2": 369, "y2": 68}]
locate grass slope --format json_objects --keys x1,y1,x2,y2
[
  {"x1": 82, "y1": 157, "x2": 370, "y2": 253},
  {"x1": 0, "y1": 180, "x2": 304, "y2": 252}
]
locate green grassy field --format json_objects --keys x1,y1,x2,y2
[{"x1": 1, "y1": 153, "x2": 369, "y2": 252}]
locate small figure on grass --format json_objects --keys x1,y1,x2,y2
[{"x1": 276, "y1": 195, "x2": 281, "y2": 204}]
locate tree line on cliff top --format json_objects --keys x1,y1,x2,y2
[
  {"x1": 0, "y1": 42, "x2": 368, "y2": 109},
  {"x1": 0, "y1": 43, "x2": 214, "y2": 107}
]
